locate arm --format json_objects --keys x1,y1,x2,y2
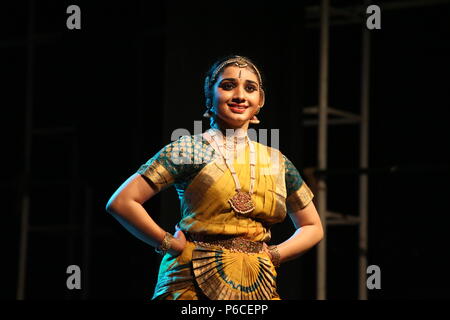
[
  {"x1": 105, "y1": 173, "x2": 186, "y2": 255},
  {"x1": 268, "y1": 201, "x2": 324, "y2": 265}
]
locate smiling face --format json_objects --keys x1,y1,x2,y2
[{"x1": 209, "y1": 65, "x2": 264, "y2": 130}]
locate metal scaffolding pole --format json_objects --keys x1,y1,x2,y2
[
  {"x1": 15, "y1": 2, "x2": 83, "y2": 299},
  {"x1": 316, "y1": 0, "x2": 329, "y2": 300},
  {"x1": 12, "y1": 2, "x2": 161, "y2": 299},
  {"x1": 17, "y1": 0, "x2": 35, "y2": 300},
  {"x1": 358, "y1": 2, "x2": 371, "y2": 299},
  {"x1": 307, "y1": 0, "x2": 449, "y2": 301},
  {"x1": 311, "y1": 0, "x2": 372, "y2": 300}
]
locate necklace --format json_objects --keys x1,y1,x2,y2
[{"x1": 207, "y1": 129, "x2": 256, "y2": 215}]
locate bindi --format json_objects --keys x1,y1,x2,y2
[{"x1": 238, "y1": 70, "x2": 242, "y2": 78}]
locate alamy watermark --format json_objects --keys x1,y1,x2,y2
[
  {"x1": 65, "y1": 5, "x2": 380, "y2": 31},
  {"x1": 66, "y1": 264, "x2": 81, "y2": 290},
  {"x1": 169, "y1": 121, "x2": 282, "y2": 174},
  {"x1": 366, "y1": 5, "x2": 381, "y2": 30},
  {"x1": 367, "y1": 264, "x2": 381, "y2": 290},
  {"x1": 65, "y1": 263, "x2": 381, "y2": 291},
  {"x1": 66, "y1": 5, "x2": 81, "y2": 30}
]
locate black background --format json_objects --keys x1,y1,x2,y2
[{"x1": 2, "y1": 0, "x2": 450, "y2": 300}]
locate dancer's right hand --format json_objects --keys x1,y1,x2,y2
[{"x1": 168, "y1": 224, "x2": 186, "y2": 256}]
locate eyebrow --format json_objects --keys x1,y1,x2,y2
[{"x1": 220, "y1": 78, "x2": 259, "y2": 86}]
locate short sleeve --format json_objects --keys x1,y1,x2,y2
[
  {"x1": 284, "y1": 155, "x2": 314, "y2": 213},
  {"x1": 137, "y1": 135, "x2": 203, "y2": 192}
]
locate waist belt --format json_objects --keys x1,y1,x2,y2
[{"x1": 186, "y1": 232, "x2": 264, "y2": 254}]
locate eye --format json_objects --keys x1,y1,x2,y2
[
  {"x1": 246, "y1": 85, "x2": 257, "y2": 92},
  {"x1": 220, "y1": 82, "x2": 235, "y2": 90}
]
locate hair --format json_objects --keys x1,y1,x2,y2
[{"x1": 203, "y1": 55, "x2": 265, "y2": 111}]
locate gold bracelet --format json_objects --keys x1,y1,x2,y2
[
  {"x1": 155, "y1": 232, "x2": 174, "y2": 256},
  {"x1": 268, "y1": 245, "x2": 281, "y2": 267}
]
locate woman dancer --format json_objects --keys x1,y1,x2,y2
[{"x1": 106, "y1": 55, "x2": 323, "y2": 300}]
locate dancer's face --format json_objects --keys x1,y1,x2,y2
[{"x1": 210, "y1": 65, "x2": 263, "y2": 129}]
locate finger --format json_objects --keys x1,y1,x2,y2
[{"x1": 174, "y1": 229, "x2": 185, "y2": 240}]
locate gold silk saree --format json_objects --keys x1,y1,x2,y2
[{"x1": 137, "y1": 130, "x2": 313, "y2": 300}]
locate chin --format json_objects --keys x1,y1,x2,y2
[
  {"x1": 228, "y1": 111, "x2": 252, "y2": 121},
  {"x1": 218, "y1": 115, "x2": 250, "y2": 128},
  {"x1": 215, "y1": 107, "x2": 255, "y2": 127}
]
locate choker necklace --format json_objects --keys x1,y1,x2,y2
[{"x1": 207, "y1": 129, "x2": 256, "y2": 215}]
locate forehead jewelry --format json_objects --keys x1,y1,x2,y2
[{"x1": 209, "y1": 57, "x2": 263, "y2": 89}]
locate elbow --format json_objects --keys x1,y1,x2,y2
[
  {"x1": 106, "y1": 194, "x2": 138, "y2": 217},
  {"x1": 317, "y1": 225, "x2": 324, "y2": 243},
  {"x1": 105, "y1": 198, "x2": 115, "y2": 214},
  {"x1": 105, "y1": 196, "x2": 122, "y2": 215},
  {"x1": 318, "y1": 233, "x2": 324, "y2": 244}
]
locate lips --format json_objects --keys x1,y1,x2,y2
[{"x1": 228, "y1": 103, "x2": 248, "y2": 114}]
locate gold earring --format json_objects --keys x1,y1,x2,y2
[
  {"x1": 249, "y1": 115, "x2": 260, "y2": 124},
  {"x1": 250, "y1": 106, "x2": 262, "y2": 124},
  {"x1": 203, "y1": 106, "x2": 212, "y2": 118},
  {"x1": 203, "y1": 111, "x2": 211, "y2": 118}
]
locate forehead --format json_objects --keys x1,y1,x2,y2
[{"x1": 219, "y1": 65, "x2": 259, "y2": 83}]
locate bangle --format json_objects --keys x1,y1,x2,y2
[
  {"x1": 268, "y1": 245, "x2": 281, "y2": 268},
  {"x1": 155, "y1": 232, "x2": 174, "y2": 256}
]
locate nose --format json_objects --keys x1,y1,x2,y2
[{"x1": 232, "y1": 85, "x2": 246, "y2": 102}]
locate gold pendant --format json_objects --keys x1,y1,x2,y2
[{"x1": 229, "y1": 191, "x2": 255, "y2": 215}]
